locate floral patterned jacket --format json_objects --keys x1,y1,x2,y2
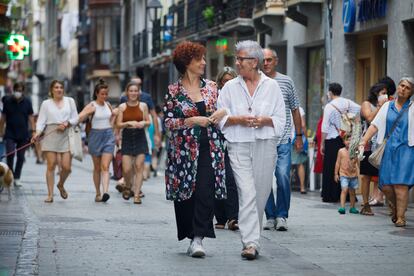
[{"x1": 163, "y1": 79, "x2": 226, "y2": 202}]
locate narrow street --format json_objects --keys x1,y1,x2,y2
[{"x1": 1, "y1": 155, "x2": 413, "y2": 276}]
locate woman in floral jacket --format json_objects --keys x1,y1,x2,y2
[{"x1": 164, "y1": 41, "x2": 226, "y2": 258}]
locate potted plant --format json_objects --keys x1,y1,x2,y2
[{"x1": 202, "y1": 5, "x2": 215, "y2": 27}]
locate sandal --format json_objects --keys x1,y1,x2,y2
[
  {"x1": 388, "y1": 202, "x2": 397, "y2": 223},
  {"x1": 133, "y1": 196, "x2": 142, "y2": 204},
  {"x1": 95, "y1": 195, "x2": 102, "y2": 202},
  {"x1": 122, "y1": 189, "x2": 131, "y2": 200},
  {"x1": 57, "y1": 184, "x2": 68, "y2": 199},
  {"x1": 227, "y1": 219, "x2": 239, "y2": 231},
  {"x1": 360, "y1": 203, "x2": 374, "y2": 216},
  {"x1": 44, "y1": 197, "x2": 53, "y2": 203},
  {"x1": 395, "y1": 217, "x2": 406, "y2": 227}
]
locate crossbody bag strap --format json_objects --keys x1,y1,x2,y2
[
  {"x1": 385, "y1": 102, "x2": 412, "y2": 140},
  {"x1": 329, "y1": 103, "x2": 343, "y2": 132}
]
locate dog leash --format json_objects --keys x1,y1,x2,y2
[{"x1": 0, "y1": 127, "x2": 60, "y2": 160}]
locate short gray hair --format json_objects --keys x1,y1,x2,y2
[
  {"x1": 263, "y1": 48, "x2": 278, "y2": 58},
  {"x1": 235, "y1": 40, "x2": 264, "y2": 69},
  {"x1": 400, "y1": 76, "x2": 414, "y2": 87}
]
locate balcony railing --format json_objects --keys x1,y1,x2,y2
[
  {"x1": 133, "y1": 31, "x2": 148, "y2": 63},
  {"x1": 173, "y1": 0, "x2": 255, "y2": 39},
  {"x1": 89, "y1": 49, "x2": 120, "y2": 70}
]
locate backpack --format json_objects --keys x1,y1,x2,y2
[{"x1": 330, "y1": 102, "x2": 359, "y2": 137}]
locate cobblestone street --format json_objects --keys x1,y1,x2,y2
[{"x1": 0, "y1": 155, "x2": 413, "y2": 275}]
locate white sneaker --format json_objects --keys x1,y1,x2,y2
[
  {"x1": 276, "y1": 217, "x2": 288, "y2": 231},
  {"x1": 187, "y1": 239, "x2": 206, "y2": 257},
  {"x1": 263, "y1": 219, "x2": 275, "y2": 230},
  {"x1": 14, "y1": 179, "x2": 22, "y2": 188}
]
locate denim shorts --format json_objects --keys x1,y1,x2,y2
[
  {"x1": 88, "y1": 128, "x2": 115, "y2": 156},
  {"x1": 340, "y1": 176, "x2": 359, "y2": 189}
]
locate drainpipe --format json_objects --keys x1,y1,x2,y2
[{"x1": 324, "y1": 0, "x2": 332, "y2": 93}]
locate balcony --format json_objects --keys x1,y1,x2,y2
[
  {"x1": 286, "y1": 0, "x2": 323, "y2": 6},
  {"x1": 133, "y1": 31, "x2": 148, "y2": 63},
  {"x1": 170, "y1": 0, "x2": 255, "y2": 41},
  {"x1": 89, "y1": 49, "x2": 120, "y2": 71},
  {"x1": 285, "y1": 0, "x2": 324, "y2": 26},
  {"x1": 254, "y1": 0, "x2": 285, "y2": 18}
]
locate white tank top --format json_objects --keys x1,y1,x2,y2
[{"x1": 91, "y1": 101, "x2": 112, "y2": 129}]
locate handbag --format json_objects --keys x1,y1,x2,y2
[
  {"x1": 69, "y1": 125, "x2": 83, "y2": 162},
  {"x1": 368, "y1": 103, "x2": 412, "y2": 169}
]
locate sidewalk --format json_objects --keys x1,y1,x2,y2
[{"x1": 1, "y1": 154, "x2": 414, "y2": 275}]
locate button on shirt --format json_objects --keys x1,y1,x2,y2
[
  {"x1": 217, "y1": 72, "x2": 286, "y2": 143},
  {"x1": 322, "y1": 97, "x2": 361, "y2": 140}
]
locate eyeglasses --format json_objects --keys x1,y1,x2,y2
[{"x1": 235, "y1": 56, "x2": 256, "y2": 62}]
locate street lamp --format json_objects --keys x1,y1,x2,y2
[
  {"x1": 147, "y1": 0, "x2": 163, "y2": 22},
  {"x1": 145, "y1": 0, "x2": 163, "y2": 56}
]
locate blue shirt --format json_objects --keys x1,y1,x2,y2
[{"x1": 120, "y1": 91, "x2": 154, "y2": 111}]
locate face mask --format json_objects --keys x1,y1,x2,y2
[
  {"x1": 378, "y1": 94, "x2": 388, "y2": 102},
  {"x1": 14, "y1": 92, "x2": 22, "y2": 99}
]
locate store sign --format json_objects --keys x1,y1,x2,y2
[
  {"x1": 215, "y1": 39, "x2": 228, "y2": 53},
  {"x1": 163, "y1": 15, "x2": 173, "y2": 42},
  {"x1": 342, "y1": 0, "x2": 357, "y2": 33},
  {"x1": 5, "y1": 34, "x2": 30, "y2": 60},
  {"x1": 358, "y1": 0, "x2": 387, "y2": 22}
]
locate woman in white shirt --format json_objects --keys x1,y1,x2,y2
[
  {"x1": 32, "y1": 80, "x2": 79, "y2": 203},
  {"x1": 217, "y1": 40, "x2": 286, "y2": 260},
  {"x1": 79, "y1": 79, "x2": 116, "y2": 203}
]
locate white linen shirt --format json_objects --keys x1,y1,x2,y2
[
  {"x1": 36, "y1": 96, "x2": 79, "y2": 132},
  {"x1": 217, "y1": 71, "x2": 286, "y2": 143},
  {"x1": 371, "y1": 100, "x2": 414, "y2": 146},
  {"x1": 321, "y1": 97, "x2": 361, "y2": 139}
]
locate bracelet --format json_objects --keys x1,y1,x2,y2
[{"x1": 296, "y1": 134, "x2": 302, "y2": 136}]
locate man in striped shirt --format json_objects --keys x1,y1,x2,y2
[{"x1": 262, "y1": 48, "x2": 303, "y2": 231}]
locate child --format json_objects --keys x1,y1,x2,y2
[{"x1": 335, "y1": 134, "x2": 359, "y2": 214}]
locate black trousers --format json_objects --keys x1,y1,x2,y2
[
  {"x1": 321, "y1": 136, "x2": 344, "y2": 202},
  {"x1": 5, "y1": 138, "x2": 27, "y2": 180},
  {"x1": 174, "y1": 145, "x2": 215, "y2": 241},
  {"x1": 214, "y1": 150, "x2": 238, "y2": 224}
]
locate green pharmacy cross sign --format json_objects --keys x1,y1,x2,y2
[{"x1": 6, "y1": 34, "x2": 30, "y2": 60}]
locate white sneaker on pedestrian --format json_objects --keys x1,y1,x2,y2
[
  {"x1": 187, "y1": 239, "x2": 206, "y2": 258},
  {"x1": 14, "y1": 179, "x2": 22, "y2": 188},
  {"x1": 275, "y1": 217, "x2": 288, "y2": 231},
  {"x1": 263, "y1": 219, "x2": 275, "y2": 230}
]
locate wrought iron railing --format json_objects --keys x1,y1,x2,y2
[{"x1": 133, "y1": 31, "x2": 148, "y2": 63}]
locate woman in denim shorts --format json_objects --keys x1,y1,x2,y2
[{"x1": 79, "y1": 79, "x2": 116, "y2": 202}]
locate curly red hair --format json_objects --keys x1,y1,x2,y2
[{"x1": 173, "y1": 41, "x2": 206, "y2": 74}]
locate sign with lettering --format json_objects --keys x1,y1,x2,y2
[
  {"x1": 358, "y1": 0, "x2": 387, "y2": 22},
  {"x1": 343, "y1": 0, "x2": 357, "y2": 33}
]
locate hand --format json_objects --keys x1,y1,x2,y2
[
  {"x1": 57, "y1": 121, "x2": 68, "y2": 132},
  {"x1": 378, "y1": 95, "x2": 388, "y2": 107},
  {"x1": 334, "y1": 174, "x2": 339, "y2": 183},
  {"x1": 209, "y1": 109, "x2": 227, "y2": 125},
  {"x1": 320, "y1": 143, "x2": 325, "y2": 156},
  {"x1": 294, "y1": 136, "x2": 304, "y2": 152},
  {"x1": 31, "y1": 133, "x2": 40, "y2": 143},
  {"x1": 239, "y1": 115, "x2": 256, "y2": 128},
  {"x1": 196, "y1": 117, "x2": 210, "y2": 128}
]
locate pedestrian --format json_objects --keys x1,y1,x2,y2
[
  {"x1": 0, "y1": 82, "x2": 35, "y2": 187},
  {"x1": 359, "y1": 82, "x2": 389, "y2": 215},
  {"x1": 335, "y1": 133, "x2": 359, "y2": 215},
  {"x1": 116, "y1": 82, "x2": 150, "y2": 204},
  {"x1": 291, "y1": 106, "x2": 308, "y2": 194},
  {"x1": 31, "y1": 80, "x2": 79, "y2": 203},
  {"x1": 217, "y1": 40, "x2": 286, "y2": 260},
  {"x1": 214, "y1": 66, "x2": 239, "y2": 231},
  {"x1": 360, "y1": 77, "x2": 414, "y2": 227},
  {"x1": 320, "y1": 82, "x2": 360, "y2": 202},
  {"x1": 261, "y1": 48, "x2": 302, "y2": 231},
  {"x1": 116, "y1": 76, "x2": 158, "y2": 197},
  {"x1": 164, "y1": 41, "x2": 227, "y2": 258},
  {"x1": 78, "y1": 79, "x2": 116, "y2": 203}
]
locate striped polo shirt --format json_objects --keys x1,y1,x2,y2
[{"x1": 274, "y1": 72, "x2": 300, "y2": 144}]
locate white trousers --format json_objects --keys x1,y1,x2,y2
[{"x1": 227, "y1": 139, "x2": 277, "y2": 251}]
